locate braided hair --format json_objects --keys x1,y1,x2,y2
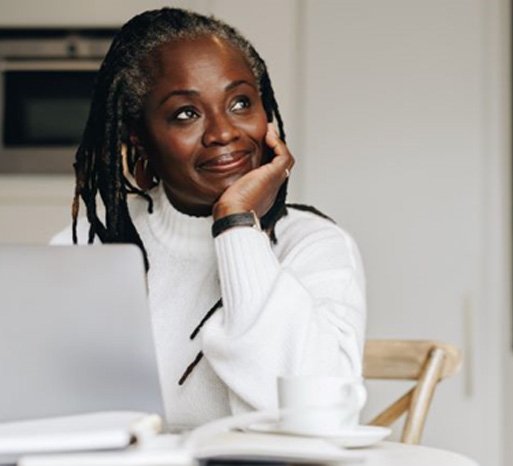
[{"x1": 72, "y1": 7, "x2": 289, "y2": 269}]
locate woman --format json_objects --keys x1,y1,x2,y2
[{"x1": 54, "y1": 7, "x2": 366, "y2": 430}]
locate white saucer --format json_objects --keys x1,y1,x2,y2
[{"x1": 245, "y1": 422, "x2": 391, "y2": 448}]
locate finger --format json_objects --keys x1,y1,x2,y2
[
  {"x1": 265, "y1": 124, "x2": 294, "y2": 172},
  {"x1": 265, "y1": 123, "x2": 285, "y2": 155},
  {"x1": 267, "y1": 150, "x2": 294, "y2": 182}
]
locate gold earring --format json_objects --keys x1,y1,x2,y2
[{"x1": 134, "y1": 157, "x2": 156, "y2": 191}]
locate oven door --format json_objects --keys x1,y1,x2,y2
[{"x1": 0, "y1": 60, "x2": 100, "y2": 174}]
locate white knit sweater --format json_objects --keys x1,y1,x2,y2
[{"x1": 52, "y1": 184, "x2": 366, "y2": 430}]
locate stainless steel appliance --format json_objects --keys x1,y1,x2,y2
[{"x1": 0, "y1": 28, "x2": 117, "y2": 173}]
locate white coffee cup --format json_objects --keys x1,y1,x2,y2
[{"x1": 277, "y1": 375, "x2": 367, "y2": 435}]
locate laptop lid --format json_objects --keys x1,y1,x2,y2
[{"x1": 0, "y1": 244, "x2": 164, "y2": 422}]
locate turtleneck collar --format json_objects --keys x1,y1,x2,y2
[{"x1": 138, "y1": 183, "x2": 214, "y2": 253}]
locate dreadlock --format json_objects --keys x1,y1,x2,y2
[{"x1": 72, "y1": 7, "x2": 290, "y2": 269}]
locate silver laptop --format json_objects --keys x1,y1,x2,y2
[{"x1": 0, "y1": 244, "x2": 164, "y2": 422}]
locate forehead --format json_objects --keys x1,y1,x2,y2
[{"x1": 150, "y1": 35, "x2": 257, "y2": 87}]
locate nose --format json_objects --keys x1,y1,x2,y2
[{"x1": 202, "y1": 113, "x2": 241, "y2": 147}]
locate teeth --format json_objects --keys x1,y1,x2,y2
[{"x1": 215, "y1": 154, "x2": 236, "y2": 163}]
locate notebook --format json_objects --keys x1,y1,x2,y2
[{"x1": 0, "y1": 244, "x2": 164, "y2": 423}]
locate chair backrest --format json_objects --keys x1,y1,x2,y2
[{"x1": 363, "y1": 339, "x2": 462, "y2": 444}]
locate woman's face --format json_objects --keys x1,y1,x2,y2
[{"x1": 139, "y1": 35, "x2": 268, "y2": 216}]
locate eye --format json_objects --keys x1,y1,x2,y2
[
  {"x1": 173, "y1": 107, "x2": 200, "y2": 121},
  {"x1": 230, "y1": 96, "x2": 251, "y2": 112}
]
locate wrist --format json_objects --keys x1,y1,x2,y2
[
  {"x1": 212, "y1": 202, "x2": 248, "y2": 220},
  {"x1": 211, "y1": 210, "x2": 261, "y2": 238}
]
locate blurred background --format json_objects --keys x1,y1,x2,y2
[{"x1": 0, "y1": 1, "x2": 510, "y2": 465}]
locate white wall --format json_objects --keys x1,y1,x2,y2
[
  {"x1": 0, "y1": 1, "x2": 510, "y2": 464},
  {"x1": 299, "y1": 1, "x2": 507, "y2": 465}
]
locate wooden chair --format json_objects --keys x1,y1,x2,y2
[{"x1": 363, "y1": 340, "x2": 462, "y2": 444}]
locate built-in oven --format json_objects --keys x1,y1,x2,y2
[{"x1": 0, "y1": 28, "x2": 117, "y2": 174}]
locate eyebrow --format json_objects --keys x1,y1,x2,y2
[
  {"x1": 225, "y1": 79, "x2": 256, "y2": 92},
  {"x1": 158, "y1": 80, "x2": 256, "y2": 107},
  {"x1": 158, "y1": 89, "x2": 199, "y2": 107}
]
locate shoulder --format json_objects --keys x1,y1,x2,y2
[
  {"x1": 50, "y1": 193, "x2": 151, "y2": 246},
  {"x1": 273, "y1": 205, "x2": 364, "y2": 278},
  {"x1": 275, "y1": 205, "x2": 360, "y2": 256}
]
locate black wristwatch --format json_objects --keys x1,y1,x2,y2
[{"x1": 211, "y1": 210, "x2": 261, "y2": 238}]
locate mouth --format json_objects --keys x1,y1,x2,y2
[{"x1": 198, "y1": 150, "x2": 253, "y2": 174}]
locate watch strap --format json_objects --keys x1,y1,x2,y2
[{"x1": 212, "y1": 211, "x2": 261, "y2": 238}]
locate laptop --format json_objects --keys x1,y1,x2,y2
[{"x1": 0, "y1": 244, "x2": 164, "y2": 422}]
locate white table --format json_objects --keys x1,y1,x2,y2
[
  {"x1": 362, "y1": 441, "x2": 478, "y2": 466},
  {"x1": 16, "y1": 434, "x2": 480, "y2": 466},
  {"x1": 190, "y1": 430, "x2": 479, "y2": 466}
]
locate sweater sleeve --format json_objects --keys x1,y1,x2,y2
[{"x1": 200, "y1": 214, "x2": 366, "y2": 412}]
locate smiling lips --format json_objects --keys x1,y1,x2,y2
[{"x1": 199, "y1": 150, "x2": 252, "y2": 173}]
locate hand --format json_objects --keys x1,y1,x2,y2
[{"x1": 212, "y1": 124, "x2": 295, "y2": 220}]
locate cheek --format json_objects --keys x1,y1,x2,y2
[
  {"x1": 256, "y1": 108, "x2": 269, "y2": 135},
  {"x1": 244, "y1": 111, "x2": 268, "y2": 144},
  {"x1": 256, "y1": 118, "x2": 268, "y2": 142},
  {"x1": 152, "y1": 131, "x2": 197, "y2": 170}
]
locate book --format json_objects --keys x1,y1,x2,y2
[
  {"x1": 16, "y1": 431, "x2": 363, "y2": 466},
  {"x1": 194, "y1": 431, "x2": 364, "y2": 463},
  {"x1": 0, "y1": 411, "x2": 162, "y2": 465}
]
